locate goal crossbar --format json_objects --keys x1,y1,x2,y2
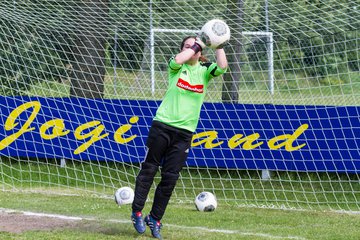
[{"x1": 150, "y1": 29, "x2": 274, "y2": 95}]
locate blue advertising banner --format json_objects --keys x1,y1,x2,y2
[{"x1": 0, "y1": 96, "x2": 359, "y2": 173}]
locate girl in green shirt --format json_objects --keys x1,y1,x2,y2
[{"x1": 131, "y1": 36, "x2": 228, "y2": 239}]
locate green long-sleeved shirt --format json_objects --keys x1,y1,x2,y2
[{"x1": 154, "y1": 57, "x2": 227, "y2": 132}]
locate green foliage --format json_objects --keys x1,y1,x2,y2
[
  {"x1": 108, "y1": 0, "x2": 150, "y2": 70},
  {"x1": 263, "y1": 0, "x2": 358, "y2": 83},
  {"x1": 0, "y1": 3, "x2": 69, "y2": 96},
  {"x1": 0, "y1": 0, "x2": 358, "y2": 95}
]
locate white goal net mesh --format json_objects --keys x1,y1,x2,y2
[{"x1": 0, "y1": 0, "x2": 359, "y2": 211}]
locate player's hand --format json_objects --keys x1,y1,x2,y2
[
  {"x1": 195, "y1": 36, "x2": 206, "y2": 50},
  {"x1": 216, "y1": 40, "x2": 229, "y2": 49}
]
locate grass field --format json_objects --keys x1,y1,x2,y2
[
  {"x1": 1, "y1": 159, "x2": 360, "y2": 211},
  {"x1": 1, "y1": 158, "x2": 360, "y2": 239},
  {"x1": 1, "y1": 190, "x2": 360, "y2": 240}
]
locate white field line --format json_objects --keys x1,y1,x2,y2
[
  {"x1": 3, "y1": 190, "x2": 360, "y2": 215},
  {"x1": 0, "y1": 208, "x2": 306, "y2": 240}
]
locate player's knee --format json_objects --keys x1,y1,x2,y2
[
  {"x1": 137, "y1": 162, "x2": 158, "y2": 183},
  {"x1": 159, "y1": 172, "x2": 179, "y2": 194},
  {"x1": 162, "y1": 171, "x2": 179, "y2": 181},
  {"x1": 141, "y1": 162, "x2": 159, "y2": 175}
]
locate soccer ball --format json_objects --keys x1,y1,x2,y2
[
  {"x1": 114, "y1": 187, "x2": 134, "y2": 205},
  {"x1": 200, "y1": 19, "x2": 230, "y2": 49},
  {"x1": 195, "y1": 191, "x2": 217, "y2": 212}
]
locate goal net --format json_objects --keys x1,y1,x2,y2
[{"x1": 0, "y1": 0, "x2": 359, "y2": 212}]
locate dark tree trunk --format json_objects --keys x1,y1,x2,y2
[
  {"x1": 222, "y1": 0, "x2": 244, "y2": 103},
  {"x1": 69, "y1": 1, "x2": 109, "y2": 98}
]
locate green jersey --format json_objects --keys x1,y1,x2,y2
[{"x1": 154, "y1": 57, "x2": 227, "y2": 132}]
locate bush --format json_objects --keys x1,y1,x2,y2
[{"x1": 0, "y1": 20, "x2": 68, "y2": 96}]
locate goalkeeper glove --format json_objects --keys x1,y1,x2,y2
[
  {"x1": 191, "y1": 35, "x2": 206, "y2": 53},
  {"x1": 195, "y1": 36, "x2": 206, "y2": 49},
  {"x1": 216, "y1": 40, "x2": 229, "y2": 49}
]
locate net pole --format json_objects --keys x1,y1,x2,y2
[
  {"x1": 265, "y1": 0, "x2": 274, "y2": 95},
  {"x1": 243, "y1": 31, "x2": 274, "y2": 180},
  {"x1": 262, "y1": 32, "x2": 274, "y2": 180},
  {"x1": 268, "y1": 32, "x2": 274, "y2": 95},
  {"x1": 150, "y1": 0, "x2": 155, "y2": 96},
  {"x1": 113, "y1": 27, "x2": 118, "y2": 96}
]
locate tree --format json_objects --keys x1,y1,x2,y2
[
  {"x1": 222, "y1": 0, "x2": 244, "y2": 103},
  {"x1": 109, "y1": 0, "x2": 149, "y2": 70},
  {"x1": 69, "y1": 1, "x2": 109, "y2": 98}
]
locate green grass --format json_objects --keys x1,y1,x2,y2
[
  {"x1": 1, "y1": 158, "x2": 360, "y2": 212},
  {"x1": 0, "y1": 191, "x2": 360, "y2": 240}
]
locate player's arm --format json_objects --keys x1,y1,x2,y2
[
  {"x1": 174, "y1": 49, "x2": 195, "y2": 64},
  {"x1": 174, "y1": 38, "x2": 206, "y2": 64},
  {"x1": 205, "y1": 48, "x2": 228, "y2": 79},
  {"x1": 168, "y1": 57, "x2": 182, "y2": 74},
  {"x1": 215, "y1": 48, "x2": 228, "y2": 70}
]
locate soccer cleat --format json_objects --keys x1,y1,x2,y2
[
  {"x1": 144, "y1": 214, "x2": 163, "y2": 239},
  {"x1": 131, "y1": 211, "x2": 146, "y2": 234}
]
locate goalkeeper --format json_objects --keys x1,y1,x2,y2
[{"x1": 131, "y1": 36, "x2": 228, "y2": 239}]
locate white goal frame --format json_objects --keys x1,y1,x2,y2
[{"x1": 150, "y1": 28, "x2": 274, "y2": 96}]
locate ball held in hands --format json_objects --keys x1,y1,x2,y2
[{"x1": 200, "y1": 19, "x2": 230, "y2": 49}]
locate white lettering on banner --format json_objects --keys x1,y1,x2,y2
[{"x1": 176, "y1": 78, "x2": 204, "y2": 93}]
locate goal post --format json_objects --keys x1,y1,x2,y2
[{"x1": 150, "y1": 28, "x2": 274, "y2": 97}]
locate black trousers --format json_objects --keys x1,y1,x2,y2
[{"x1": 132, "y1": 121, "x2": 193, "y2": 220}]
